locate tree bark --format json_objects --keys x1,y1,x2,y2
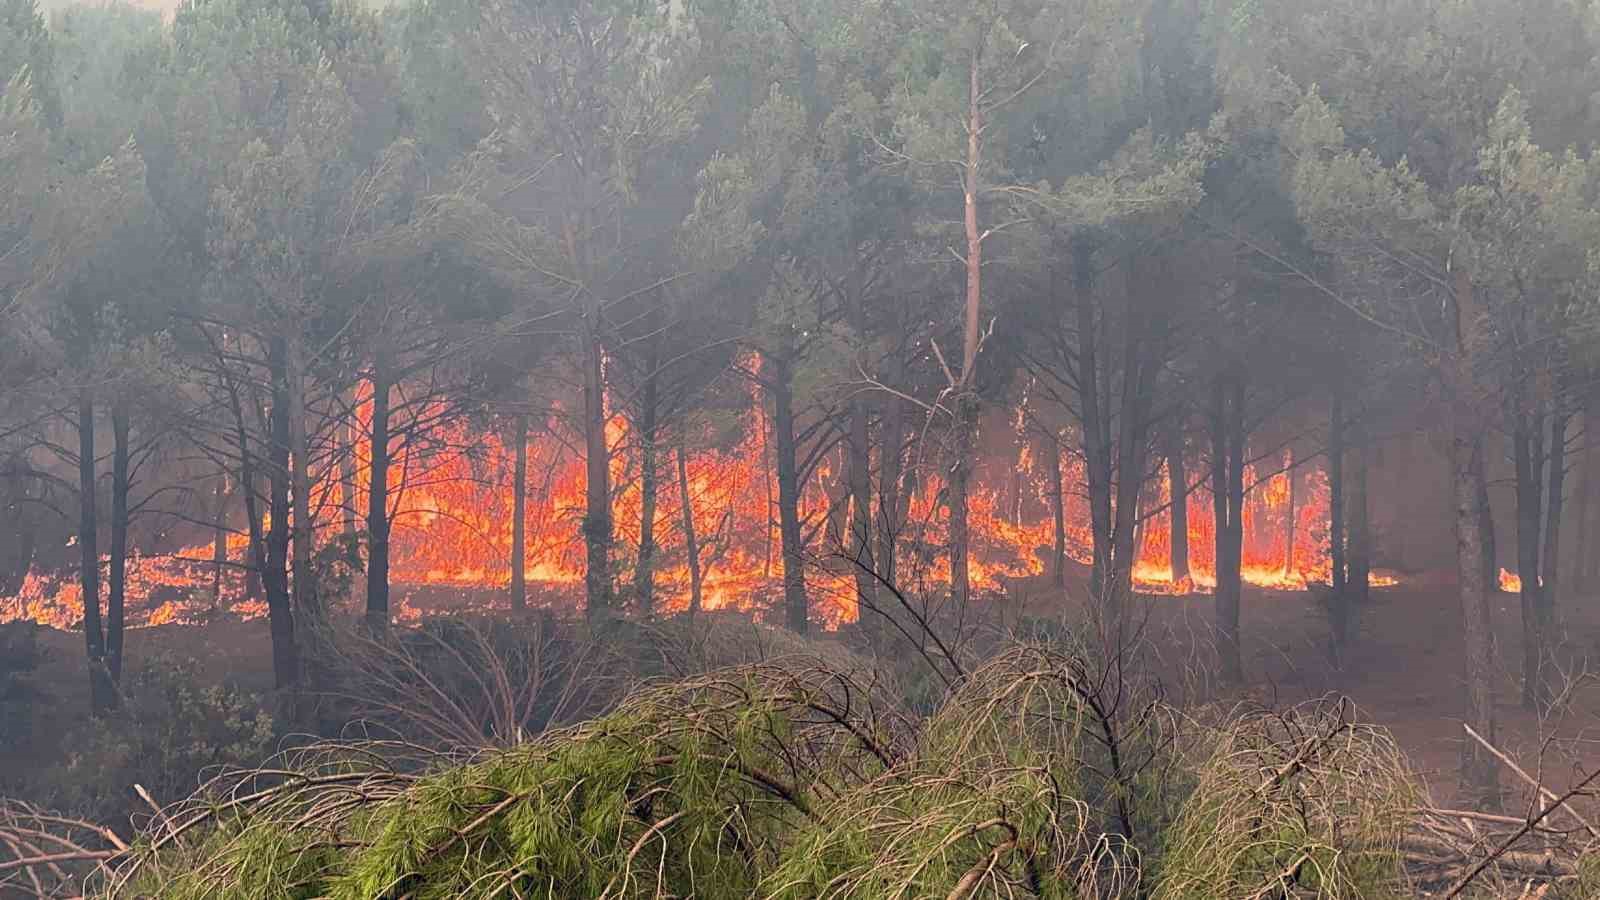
[
  {"x1": 677, "y1": 438, "x2": 703, "y2": 617},
  {"x1": 287, "y1": 338, "x2": 318, "y2": 621},
  {"x1": 1349, "y1": 420, "x2": 1371, "y2": 611},
  {"x1": 1512, "y1": 401, "x2": 1545, "y2": 709},
  {"x1": 1166, "y1": 418, "x2": 1189, "y2": 586},
  {"x1": 511, "y1": 412, "x2": 528, "y2": 612},
  {"x1": 1330, "y1": 388, "x2": 1349, "y2": 665},
  {"x1": 77, "y1": 389, "x2": 112, "y2": 714},
  {"x1": 633, "y1": 363, "x2": 660, "y2": 617},
  {"x1": 1211, "y1": 377, "x2": 1243, "y2": 683},
  {"x1": 582, "y1": 329, "x2": 613, "y2": 621},
  {"x1": 107, "y1": 397, "x2": 129, "y2": 687},
  {"x1": 265, "y1": 338, "x2": 297, "y2": 689},
  {"x1": 365, "y1": 349, "x2": 391, "y2": 631},
  {"x1": 771, "y1": 356, "x2": 807, "y2": 633}
]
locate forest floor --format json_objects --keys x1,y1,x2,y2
[{"x1": 10, "y1": 574, "x2": 1600, "y2": 813}]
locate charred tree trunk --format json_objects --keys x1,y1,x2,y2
[
  {"x1": 1329, "y1": 389, "x2": 1349, "y2": 665},
  {"x1": 77, "y1": 390, "x2": 112, "y2": 713},
  {"x1": 510, "y1": 413, "x2": 528, "y2": 613},
  {"x1": 1075, "y1": 238, "x2": 1112, "y2": 605},
  {"x1": 582, "y1": 330, "x2": 613, "y2": 621},
  {"x1": 1211, "y1": 376, "x2": 1244, "y2": 683},
  {"x1": 1349, "y1": 422, "x2": 1371, "y2": 611},
  {"x1": 677, "y1": 438, "x2": 703, "y2": 618},
  {"x1": 265, "y1": 338, "x2": 297, "y2": 689},
  {"x1": 771, "y1": 356, "x2": 807, "y2": 634},
  {"x1": 1166, "y1": 419, "x2": 1189, "y2": 586},
  {"x1": 634, "y1": 363, "x2": 660, "y2": 617},
  {"x1": 1512, "y1": 401, "x2": 1546, "y2": 710},
  {"x1": 1051, "y1": 434, "x2": 1068, "y2": 588},
  {"x1": 210, "y1": 473, "x2": 228, "y2": 609},
  {"x1": 287, "y1": 339, "x2": 317, "y2": 622},
  {"x1": 1539, "y1": 404, "x2": 1570, "y2": 695},
  {"x1": 948, "y1": 399, "x2": 975, "y2": 610},
  {"x1": 107, "y1": 397, "x2": 129, "y2": 687},
  {"x1": 365, "y1": 350, "x2": 391, "y2": 631}
]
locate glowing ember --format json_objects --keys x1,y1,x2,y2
[{"x1": 1498, "y1": 567, "x2": 1538, "y2": 593}]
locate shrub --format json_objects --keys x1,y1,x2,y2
[
  {"x1": 37, "y1": 652, "x2": 277, "y2": 824},
  {"x1": 0, "y1": 621, "x2": 41, "y2": 751}
]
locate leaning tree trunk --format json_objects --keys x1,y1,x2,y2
[
  {"x1": 581, "y1": 329, "x2": 613, "y2": 622},
  {"x1": 772, "y1": 357, "x2": 808, "y2": 634},
  {"x1": 677, "y1": 439, "x2": 704, "y2": 617},
  {"x1": 107, "y1": 397, "x2": 129, "y2": 687},
  {"x1": 365, "y1": 350, "x2": 391, "y2": 632},
  {"x1": 1166, "y1": 419, "x2": 1189, "y2": 586},
  {"x1": 77, "y1": 389, "x2": 112, "y2": 714},
  {"x1": 633, "y1": 362, "x2": 660, "y2": 617},
  {"x1": 510, "y1": 413, "x2": 528, "y2": 613},
  {"x1": 1329, "y1": 389, "x2": 1349, "y2": 666},
  {"x1": 266, "y1": 338, "x2": 298, "y2": 689},
  {"x1": 1512, "y1": 401, "x2": 1546, "y2": 710}
]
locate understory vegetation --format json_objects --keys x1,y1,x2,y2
[{"x1": 3, "y1": 613, "x2": 1594, "y2": 899}]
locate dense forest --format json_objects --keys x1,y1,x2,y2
[{"x1": 3, "y1": 0, "x2": 1600, "y2": 896}]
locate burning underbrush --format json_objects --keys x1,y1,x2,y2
[{"x1": 4, "y1": 624, "x2": 1593, "y2": 899}]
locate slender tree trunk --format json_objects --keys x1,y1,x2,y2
[
  {"x1": 210, "y1": 473, "x2": 228, "y2": 609},
  {"x1": 107, "y1": 397, "x2": 128, "y2": 687},
  {"x1": 771, "y1": 356, "x2": 807, "y2": 633},
  {"x1": 877, "y1": 391, "x2": 906, "y2": 602},
  {"x1": 266, "y1": 338, "x2": 297, "y2": 689},
  {"x1": 1284, "y1": 449, "x2": 1296, "y2": 579},
  {"x1": 1330, "y1": 389, "x2": 1349, "y2": 665},
  {"x1": 1075, "y1": 238, "x2": 1112, "y2": 604},
  {"x1": 287, "y1": 339, "x2": 317, "y2": 621},
  {"x1": 1349, "y1": 422, "x2": 1371, "y2": 611},
  {"x1": 677, "y1": 439, "x2": 703, "y2": 617},
  {"x1": 948, "y1": 47, "x2": 985, "y2": 616},
  {"x1": 1211, "y1": 377, "x2": 1243, "y2": 683},
  {"x1": 365, "y1": 351, "x2": 391, "y2": 631},
  {"x1": 77, "y1": 389, "x2": 111, "y2": 714},
  {"x1": 847, "y1": 380, "x2": 876, "y2": 625},
  {"x1": 1540, "y1": 405, "x2": 1569, "y2": 688},
  {"x1": 1573, "y1": 396, "x2": 1594, "y2": 585},
  {"x1": 340, "y1": 405, "x2": 358, "y2": 549},
  {"x1": 1051, "y1": 434, "x2": 1068, "y2": 588},
  {"x1": 1166, "y1": 419, "x2": 1189, "y2": 585},
  {"x1": 511, "y1": 413, "x2": 528, "y2": 612},
  {"x1": 633, "y1": 365, "x2": 660, "y2": 617},
  {"x1": 1479, "y1": 454, "x2": 1498, "y2": 595},
  {"x1": 1512, "y1": 402, "x2": 1545, "y2": 709},
  {"x1": 1108, "y1": 308, "x2": 1152, "y2": 650},
  {"x1": 582, "y1": 330, "x2": 613, "y2": 621}
]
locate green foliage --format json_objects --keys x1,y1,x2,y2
[{"x1": 39, "y1": 653, "x2": 277, "y2": 823}]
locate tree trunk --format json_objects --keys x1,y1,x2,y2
[
  {"x1": 582, "y1": 330, "x2": 613, "y2": 621},
  {"x1": 210, "y1": 473, "x2": 228, "y2": 609},
  {"x1": 287, "y1": 339, "x2": 318, "y2": 621},
  {"x1": 1051, "y1": 433, "x2": 1068, "y2": 588},
  {"x1": 1107, "y1": 270, "x2": 1156, "y2": 648},
  {"x1": 511, "y1": 413, "x2": 528, "y2": 612},
  {"x1": 1512, "y1": 402, "x2": 1545, "y2": 709},
  {"x1": 771, "y1": 356, "x2": 807, "y2": 634},
  {"x1": 949, "y1": 45, "x2": 984, "y2": 616},
  {"x1": 340, "y1": 404, "x2": 358, "y2": 550},
  {"x1": 877, "y1": 390, "x2": 906, "y2": 608},
  {"x1": 77, "y1": 389, "x2": 112, "y2": 714},
  {"x1": 1478, "y1": 454, "x2": 1498, "y2": 595},
  {"x1": 1075, "y1": 238, "x2": 1112, "y2": 605},
  {"x1": 365, "y1": 350, "x2": 391, "y2": 631},
  {"x1": 1349, "y1": 422, "x2": 1371, "y2": 611},
  {"x1": 847, "y1": 379, "x2": 876, "y2": 625},
  {"x1": 633, "y1": 365, "x2": 660, "y2": 617},
  {"x1": 1166, "y1": 419, "x2": 1189, "y2": 586},
  {"x1": 266, "y1": 338, "x2": 297, "y2": 689},
  {"x1": 1284, "y1": 449, "x2": 1296, "y2": 579},
  {"x1": 1211, "y1": 377, "x2": 1243, "y2": 683},
  {"x1": 677, "y1": 438, "x2": 703, "y2": 617},
  {"x1": 1573, "y1": 396, "x2": 1594, "y2": 585},
  {"x1": 1330, "y1": 389, "x2": 1349, "y2": 665},
  {"x1": 1540, "y1": 405, "x2": 1569, "y2": 691},
  {"x1": 107, "y1": 397, "x2": 129, "y2": 688}
]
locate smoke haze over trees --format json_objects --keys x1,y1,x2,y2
[{"x1": 4, "y1": 0, "x2": 1600, "y2": 894}]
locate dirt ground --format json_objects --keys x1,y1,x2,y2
[{"x1": 9, "y1": 575, "x2": 1600, "y2": 812}]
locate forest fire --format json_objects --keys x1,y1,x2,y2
[{"x1": 2, "y1": 392, "x2": 1395, "y2": 633}]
